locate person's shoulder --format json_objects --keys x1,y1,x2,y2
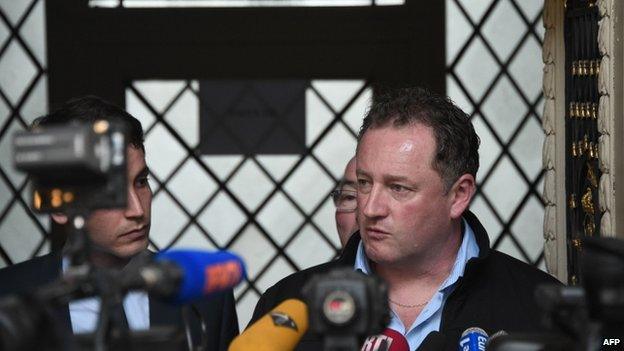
[
  {"x1": 0, "y1": 253, "x2": 61, "y2": 296},
  {"x1": 263, "y1": 259, "x2": 339, "y2": 301},
  {"x1": 487, "y1": 249, "x2": 562, "y2": 285},
  {"x1": 250, "y1": 236, "x2": 360, "y2": 326},
  {"x1": 249, "y1": 259, "x2": 341, "y2": 326},
  {"x1": 0, "y1": 253, "x2": 58, "y2": 276}
]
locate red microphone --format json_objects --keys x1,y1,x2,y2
[{"x1": 361, "y1": 328, "x2": 409, "y2": 351}]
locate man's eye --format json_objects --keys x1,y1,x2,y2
[
  {"x1": 357, "y1": 179, "x2": 371, "y2": 193},
  {"x1": 390, "y1": 184, "x2": 408, "y2": 193},
  {"x1": 136, "y1": 176, "x2": 150, "y2": 187},
  {"x1": 341, "y1": 194, "x2": 356, "y2": 202}
]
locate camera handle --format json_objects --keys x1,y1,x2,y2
[
  {"x1": 92, "y1": 267, "x2": 130, "y2": 351},
  {"x1": 64, "y1": 212, "x2": 91, "y2": 268},
  {"x1": 323, "y1": 336, "x2": 360, "y2": 351},
  {"x1": 62, "y1": 211, "x2": 132, "y2": 351}
]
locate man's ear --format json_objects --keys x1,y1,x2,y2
[
  {"x1": 449, "y1": 174, "x2": 476, "y2": 219},
  {"x1": 51, "y1": 213, "x2": 68, "y2": 225}
]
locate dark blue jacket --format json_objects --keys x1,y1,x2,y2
[
  {"x1": 0, "y1": 251, "x2": 239, "y2": 351},
  {"x1": 250, "y1": 211, "x2": 562, "y2": 351}
]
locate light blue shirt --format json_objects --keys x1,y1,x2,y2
[
  {"x1": 62, "y1": 258, "x2": 150, "y2": 334},
  {"x1": 354, "y1": 219, "x2": 480, "y2": 351}
]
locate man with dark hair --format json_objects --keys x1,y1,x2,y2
[
  {"x1": 250, "y1": 87, "x2": 559, "y2": 350},
  {"x1": 0, "y1": 96, "x2": 238, "y2": 350},
  {"x1": 33, "y1": 96, "x2": 151, "y2": 265}
]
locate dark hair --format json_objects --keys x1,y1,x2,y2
[
  {"x1": 34, "y1": 96, "x2": 145, "y2": 150},
  {"x1": 358, "y1": 87, "x2": 480, "y2": 190}
]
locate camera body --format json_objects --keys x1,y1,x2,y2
[
  {"x1": 13, "y1": 119, "x2": 128, "y2": 212},
  {"x1": 303, "y1": 268, "x2": 390, "y2": 350},
  {"x1": 489, "y1": 237, "x2": 624, "y2": 351}
]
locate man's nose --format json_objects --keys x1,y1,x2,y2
[
  {"x1": 361, "y1": 186, "x2": 388, "y2": 219},
  {"x1": 124, "y1": 187, "x2": 145, "y2": 218}
]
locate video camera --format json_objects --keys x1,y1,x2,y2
[
  {"x1": 13, "y1": 119, "x2": 128, "y2": 212},
  {"x1": 1, "y1": 119, "x2": 194, "y2": 351},
  {"x1": 303, "y1": 268, "x2": 390, "y2": 351},
  {"x1": 489, "y1": 236, "x2": 624, "y2": 351}
]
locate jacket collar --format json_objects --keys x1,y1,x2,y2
[
  {"x1": 124, "y1": 250, "x2": 183, "y2": 327},
  {"x1": 336, "y1": 230, "x2": 362, "y2": 265},
  {"x1": 462, "y1": 210, "x2": 491, "y2": 260}
]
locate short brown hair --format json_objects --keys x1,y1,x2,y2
[{"x1": 358, "y1": 87, "x2": 480, "y2": 190}]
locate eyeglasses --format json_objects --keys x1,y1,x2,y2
[{"x1": 330, "y1": 189, "x2": 357, "y2": 212}]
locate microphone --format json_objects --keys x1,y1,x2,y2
[
  {"x1": 124, "y1": 249, "x2": 246, "y2": 304},
  {"x1": 485, "y1": 330, "x2": 507, "y2": 349},
  {"x1": 486, "y1": 333, "x2": 575, "y2": 351},
  {"x1": 228, "y1": 299, "x2": 308, "y2": 351},
  {"x1": 458, "y1": 327, "x2": 488, "y2": 351},
  {"x1": 361, "y1": 328, "x2": 409, "y2": 351}
]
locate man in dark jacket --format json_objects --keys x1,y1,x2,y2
[
  {"x1": 250, "y1": 87, "x2": 560, "y2": 350},
  {"x1": 0, "y1": 96, "x2": 238, "y2": 350}
]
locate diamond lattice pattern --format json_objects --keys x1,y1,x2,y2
[
  {"x1": 0, "y1": 0, "x2": 49, "y2": 267},
  {"x1": 0, "y1": 0, "x2": 548, "y2": 329},
  {"x1": 447, "y1": 0, "x2": 546, "y2": 270},
  {"x1": 126, "y1": 80, "x2": 368, "y2": 328}
]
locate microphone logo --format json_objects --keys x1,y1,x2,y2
[
  {"x1": 459, "y1": 327, "x2": 488, "y2": 351},
  {"x1": 361, "y1": 335, "x2": 393, "y2": 351},
  {"x1": 322, "y1": 290, "x2": 356, "y2": 325},
  {"x1": 269, "y1": 311, "x2": 299, "y2": 331},
  {"x1": 361, "y1": 328, "x2": 409, "y2": 351},
  {"x1": 203, "y1": 261, "x2": 243, "y2": 294}
]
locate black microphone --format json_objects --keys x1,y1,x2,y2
[
  {"x1": 486, "y1": 333, "x2": 574, "y2": 351},
  {"x1": 484, "y1": 330, "x2": 507, "y2": 349},
  {"x1": 415, "y1": 331, "x2": 447, "y2": 351}
]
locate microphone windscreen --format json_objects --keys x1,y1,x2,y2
[
  {"x1": 459, "y1": 327, "x2": 488, "y2": 351},
  {"x1": 361, "y1": 328, "x2": 409, "y2": 351},
  {"x1": 229, "y1": 299, "x2": 308, "y2": 351},
  {"x1": 486, "y1": 333, "x2": 575, "y2": 351},
  {"x1": 485, "y1": 330, "x2": 508, "y2": 348},
  {"x1": 156, "y1": 249, "x2": 246, "y2": 304}
]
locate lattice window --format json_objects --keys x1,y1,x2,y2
[
  {"x1": 0, "y1": 0, "x2": 49, "y2": 268},
  {"x1": 447, "y1": 0, "x2": 546, "y2": 268},
  {"x1": 89, "y1": 0, "x2": 405, "y2": 8},
  {"x1": 126, "y1": 80, "x2": 370, "y2": 325},
  {"x1": 0, "y1": 0, "x2": 549, "y2": 330}
]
